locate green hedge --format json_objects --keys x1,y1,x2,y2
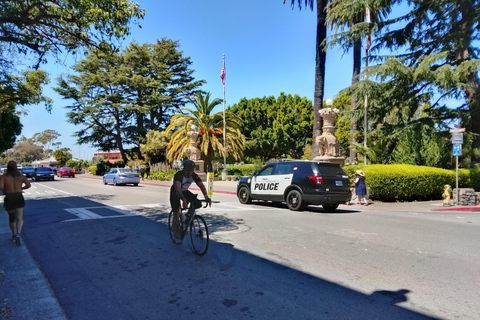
[
  {"x1": 343, "y1": 164, "x2": 479, "y2": 202},
  {"x1": 150, "y1": 169, "x2": 177, "y2": 181},
  {"x1": 226, "y1": 164, "x2": 256, "y2": 177}
]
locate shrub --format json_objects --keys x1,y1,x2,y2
[
  {"x1": 115, "y1": 160, "x2": 125, "y2": 168},
  {"x1": 343, "y1": 164, "x2": 471, "y2": 202},
  {"x1": 227, "y1": 164, "x2": 256, "y2": 176},
  {"x1": 95, "y1": 159, "x2": 112, "y2": 176},
  {"x1": 89, "y1": 166, "x2": 97, "y2": 175},
  {"x1": 150, "y1": 169, "x2": 177, "y2": 181}
]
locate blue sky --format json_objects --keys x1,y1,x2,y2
[{"x1": 20, "y1": 0, "x2": 357, "y2": 160}]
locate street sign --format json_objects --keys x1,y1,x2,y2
[
  {"x1": 453, "y1": 144, "x2": 462, "y2": 156},
  {"x1": 451, "y1": 132, "x2": 464, "y2": 144},
  {"x1": 449, "y1": 128, "x2": 465, "y2": 133}
]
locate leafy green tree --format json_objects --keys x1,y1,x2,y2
[
  {"x1": 0, "y1": 69, "x2": 52, "y2": 112},
  {"x1": 32, "y1": 129, "x2": 61, "y2": 157},
  {"x1": 117, "y1": 39, "x2": 205, "y2": 156},
  {"x1": 342, "y1": 0, "x2": 480, "y2": 164},
  {"x1": 166, "y1": 92, "x2": 245, "y2": 171},
  {"x1": 140, "y1": 130, "x2": 169, "y2": 164},
  {"x1": 0, "y1": 110, "x2": 22, "y2": 153},
  {"x1": 0, "y1": 0, "x2": 144, "y2": 153},
  {"x1": 284, "y1": 0, "x2": 329, "y2": 159},
  {"x1": 3, "y1": 136, "x2": 43, "y2": 163},
  {"x1": 66, "y1": 159, "x2": 77, "y2": 168},
  {"x1": 0, "y1": 69, "x2": 50, "y2": 151},
  {"x1": 53, "y1": 148, "x2": 72, "y2": 166},
  {"x1": 229, "y1": 93, "x2": 313, "y2": 161},
  {"x1": 55, "y1": 39, "x2": 204, "y2": 163},
  {"x1": 0, "y1": 0, "x2": 145, "y2": 69},
  {"x1": 327, "y1": 0, "x2": 392, "y2": 164},
  {"x1": 392, "y1": 124, "x2": 447, "y2": 167}
]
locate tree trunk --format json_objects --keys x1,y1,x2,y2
[
  {"x1": 465, "y1": 71, "x2": 480, "y2": 162},
  {"x1": 312, "y1": 0, "x2": 328, "y2": 159},
  {"x1": 349, "y1": 37, "x2": 362, "y2": 164},
  {"x1": 136, "y1": 107, "x2": 145, "y2": 160},
  {"x1": 457, "y1": 2, "x2": 480, "y2": 163}
]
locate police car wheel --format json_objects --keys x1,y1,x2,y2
[
  {"x1": 322, "y1": 204, "x2": 339, "y2": 212},
  {"x1": 238, "y1": 186, "x2": 252, "y2": 204},
  {"x1": 286, "y1": 190, "x2": 304, "y2": 211}
]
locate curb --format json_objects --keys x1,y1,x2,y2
[{"x1": 431, "y1": 206, "x2": 480, "y2": 211}]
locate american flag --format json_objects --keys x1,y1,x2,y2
[
  {"x1": 365, "y1": 8, "x2": 371, "y2": 55},
  {"x1": 220, "y1": 62, "x2": 226, "y2": 86},
  {"x1": 366, "y1": 35, "x2": 371, "y2": 54}
]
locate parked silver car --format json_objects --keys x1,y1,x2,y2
[{"x1": 103, "y1": 168, "x2": 140, "y2": 186}]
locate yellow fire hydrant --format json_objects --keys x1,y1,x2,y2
[{"x1": 442, "y1": 184, "x2": 452, "y2": 206}]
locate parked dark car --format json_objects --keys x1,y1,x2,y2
[
  {"x1": 33, "y1": 167, "x2": 55, "y2": 181},
  {"x1": 49, "y1": 167, "x2": 58, "y2": 175},
  {"x1": 237, "y1": 160, "x2": 351, "y2": 211},
  {"x1": 22, "y1": 166, "x2": 35, "y2": 178},
  {"x1": 57, "y1": 167, "x2": 75, "y2": 178}
]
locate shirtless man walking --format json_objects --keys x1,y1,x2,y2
[{"x1": 0, "y1": 160, "x2": 31, "y2": 245}]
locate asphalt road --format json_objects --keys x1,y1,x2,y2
[{"x1": 3, "y1": 176, "x2": 480, "y2": 319}]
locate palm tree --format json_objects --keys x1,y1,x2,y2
[
  {"x1": 327, "y1": 0, "x2": 392, "y2": 164},
  {"x1": 166, "y1": 92, "x2": 245, "y2": 171},
  {"x1": 284, "y1": 0, "x2": 329, "y2": 159}
]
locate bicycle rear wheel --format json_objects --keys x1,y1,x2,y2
[{"x1": 190, "y1": 215, "x2": 209, "y2": 256}]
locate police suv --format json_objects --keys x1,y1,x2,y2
[{"x1": 237, "y1": 160, "x2": 351, "y2": 211}]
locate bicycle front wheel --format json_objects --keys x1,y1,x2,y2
[
  {"x1": 168, "y1": 211, "x2": 175, "y2": 242},
  {"x1": 190, "y1": 215, "x2": 209, "y2": 256}
]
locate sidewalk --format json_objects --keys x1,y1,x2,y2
[{"x1": 0, "y1": 222, "x2": 67, "y2": 319}]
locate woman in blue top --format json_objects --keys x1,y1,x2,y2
[{"x1": 354, "y1": 170, "x2": 368, "y2": 206}]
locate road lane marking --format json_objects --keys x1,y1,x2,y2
[{"x1": 63, "y1": 206, "x2": 135, "y2": 222}]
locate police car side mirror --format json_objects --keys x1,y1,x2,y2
[{"x1": 252, "y1": 171, "x2": 257, "y2": 176}]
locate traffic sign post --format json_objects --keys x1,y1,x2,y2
[
  {"x1": 453, "y1": 144, "x2": 461, "y2": 156},
  {"x1": 450, "y1": 128, "x2": 465, "y2": 206}
]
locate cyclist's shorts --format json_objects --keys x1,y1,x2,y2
[{"x1": 170, "y1": 187, "x2": 202, "y2": 212}]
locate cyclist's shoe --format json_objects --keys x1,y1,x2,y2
[{"x1": 173, "y1": 236, "x2": 183, "y2": 245}]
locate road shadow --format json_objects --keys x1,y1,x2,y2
[{"x1": 18, "y1": 196, "x2": 439, "y2": 320}]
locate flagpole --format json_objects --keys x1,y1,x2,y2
[
  {"x1": 222, "y1": 54, "x2": 227, "y2": 180},
  {"x1": 364, "y1": 8, "x2": 371, "y2": 166}
]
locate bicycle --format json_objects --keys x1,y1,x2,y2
[{"x1": 168, "y1": 197, "x2": 210, "y2": 256}]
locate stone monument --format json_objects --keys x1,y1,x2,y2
[
  {"x1": 184, "y1": 125, "x2": 206, "y2": 180},
  {"x1": 314, "y1": 99, "x2": 345, "y2": 165}
]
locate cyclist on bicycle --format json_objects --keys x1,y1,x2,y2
[{"x1": 170, "y1": 159, "x2": 211, "y2": 244}]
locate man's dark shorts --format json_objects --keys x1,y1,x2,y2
[
  {"x1": 4, "y1": 192, "x2": 25, "y2": 222},
  {"x1": 4, "y1": 192, "x2": 25, "y2": 212},
  {"x1": 170, "y1": 187, "x2": 201, "y2": 212}
]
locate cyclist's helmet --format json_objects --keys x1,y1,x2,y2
[{"x1": 183, "y1": 159, "x2": 195, "y2": 171}]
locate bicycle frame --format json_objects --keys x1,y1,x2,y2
[{"x1": 168, "y1": 198, "x2": 210, "y2": 256}]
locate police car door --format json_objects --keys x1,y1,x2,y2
[
  {"x1": 251, "y1": 164, "x2": 277, "y2": 200},
  {"x1": 272, "y1": 162, "x2": 294, "y2": 200}
]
